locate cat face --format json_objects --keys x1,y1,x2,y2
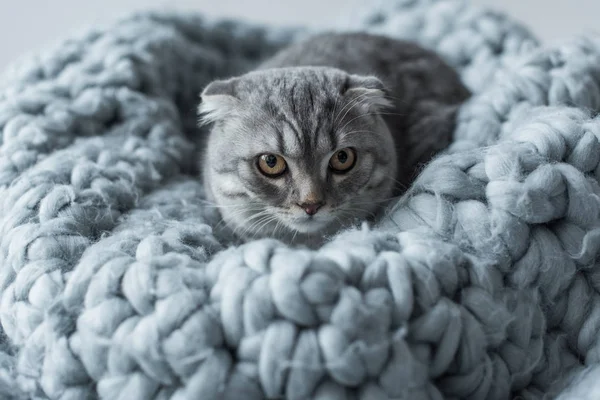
[{"x1": 199, "y1": 67, "x2": 398, "y2": 244}]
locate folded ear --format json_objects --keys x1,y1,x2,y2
[
  {"x1": 198, "y1": 78, "x2": 241, "y2": 125},
  {"x1": 343, "y1": 75, "x2": 393, "y2": 112}
]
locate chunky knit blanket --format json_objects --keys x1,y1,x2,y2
[{"x1": 1, "y1": 0, "x2": 600, "y2": 399}]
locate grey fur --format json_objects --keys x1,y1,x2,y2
[{"x1": 198, "y1": 32, "x2": 470, "y2": 247}]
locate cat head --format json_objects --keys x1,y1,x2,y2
[{"x1": 198, "y1": 66, "x2": 398, "y2": 244}]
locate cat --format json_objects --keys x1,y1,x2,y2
[{"x1": 198, "y1": 32, "x2": 470, "y2": 247}]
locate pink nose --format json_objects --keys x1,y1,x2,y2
[{"x1": 298, "y1": 202, "x2": 324, "y2": 216}]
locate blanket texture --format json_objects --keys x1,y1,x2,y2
[{"x1": 1, "y1": 0, "x2": 599, "y2": 399}]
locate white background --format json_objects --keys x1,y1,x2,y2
[{"x1": 0, "y1": 0, "x2": 598, "y2": 70}]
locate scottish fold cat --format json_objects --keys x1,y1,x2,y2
[{"x1": 198, "y1": 32, "x2": 470, "y2": 246}]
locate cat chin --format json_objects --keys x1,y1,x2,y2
[{"x1": 283, "y1": 216, "x2": 338, "y2": 234}]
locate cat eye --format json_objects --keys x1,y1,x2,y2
[
  {"x1": 329, "y1": 148, "x2": 356, "y2": 173},
  {"x1": 257, "y1": 153, "x2": 287, "y2": 177}
]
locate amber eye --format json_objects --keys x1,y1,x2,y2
[
  {"x1": 257, "y1": 154, "x2": 287, "y2": 177},
  {"x1": 329, "y1": 148, "x2": 356, "y2": 173}
]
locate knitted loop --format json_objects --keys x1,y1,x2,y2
[
  {"x1": 337, "y1": 0, "x2": 538, "y2": 93},
  {"x1": 383, "y1": 36, "x2": 600, "y2": 400}
]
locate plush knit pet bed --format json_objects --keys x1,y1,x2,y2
[{"x1": 1, "y1": 0, "x2": 600, "y2": 398}]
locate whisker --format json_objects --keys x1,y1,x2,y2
[
  {"x1": 334, "y1": 91, "x2": 374, "y2": 125},
  {"x1": 252, "y1": 215, "x2": 279, "y2": 239},
  {"x1": 341, "y1": 207, "x2": 377, "y2": 220},
  {"x1": 230, "y1": 209, "x2": 272, "y2": 238},
  {"x1": 382, "y1": 174, "x2": 410, "y2": 193},
  {"x1": 337, "y1": 96, "x2": 375, "y2": 127},
  {"x1": 208, "y1": 200, "x2": 267, "y2": 233},
  {"x1": 379, "y1": 93, "x2": 410, "y2": 106},
  {"x1": 202, "y1": 204, "x2": 261, "y2": 210},
  {"x1": 213, "y1": 207, "x2": 254, "y2": 231},
  {"x1": 350, "y1": 195, "x2": 403, "y2": 207},
  {"x1": 338, "y1": 110, "x2": 407, "y2": 133},
  {"x1": 332, "y1": 214, "x2": 347, "y2": 231},
  {"x1": 200, "y1": 200, "x2": 263, "y2": 210},
  {"x1": 333, "y1": 210, "x2": 363, "y2": 230},
  {"x1": 240, "y1": 214, "x2": 266, "y2": 238},
  {"x1": 291, "y1": 225, "x2": 300, "y2": 243},
  {"x1": 336, "y1": 129, "x2": 380, "y2": 140},
  {"x1": 273, "y1": 219, "x2": 284, "y2": 239},
  {"x1": 332, "y1": 95, "x2": 340, "y2": 124}
]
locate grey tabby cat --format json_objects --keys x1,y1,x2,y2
[{"x1": 198, "y1": 32, "x2": 470, "y2": 247}]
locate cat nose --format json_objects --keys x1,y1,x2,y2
[{"x1": 297, "y1": 201, "x2": 325, "y2": 216}]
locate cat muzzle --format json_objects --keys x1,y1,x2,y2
[{"x1": 298, "y1": 201, "x2": 325, "y2": 216}]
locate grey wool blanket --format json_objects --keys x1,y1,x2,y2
[{"x1": 2, "y1": 0, "x2": 600, "y2": 398}]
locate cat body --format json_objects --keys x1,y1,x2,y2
[{"x1": 199, "y1": 32, "x2": 470, "y2": 246}]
